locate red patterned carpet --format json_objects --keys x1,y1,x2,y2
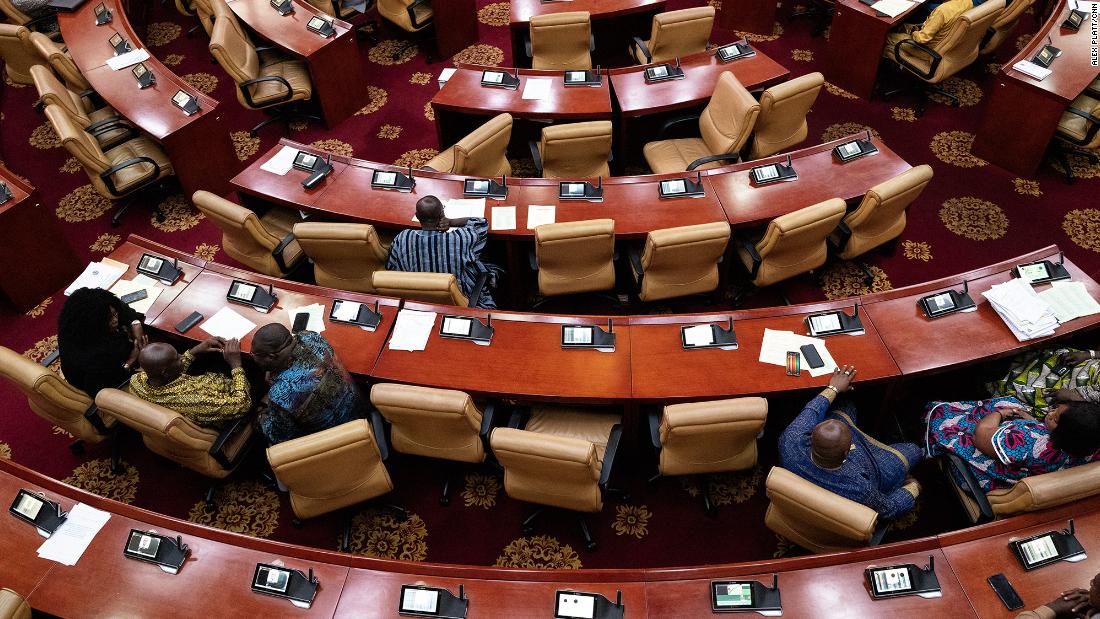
[{"x1": 0, "y1": 0, "x2": 1096, "y2": 569}]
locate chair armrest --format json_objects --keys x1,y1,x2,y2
[
  {"x1": 84, "y1": 403, "x2": 111, "y2": 434},
  {"x1": 528, "y1": 140, "x2": 543, "y2": 175},
  {"x1": 271, "y1": 233, "x2": 299, "y2": 272},
  {"x1": 687, "y1": 152, "x2": 739, "y2": 171},
  {"x1": 239, "y1": 76, "x2": 293, "y2": 108},
  {"x1": 943, "y1": 453, "x2": 995, "y2": 523},
  {"x1": 831, "y1": 221, "x2": 852, "y2": 253},
  {"x1": 208, "y1": 417, "x2": 252, "y2": 469},
  {"x1": 78, "y1": 89, "x2": 105, "y2": 108},
  {"x1": 657, "y1": 113, "x2": 701, "y2": 139},
  {"x1": 868, "y1": 519, "x2": 890, "y2": 546},
  {"x1": 646, "y1": 408, "x2": 661, "y2": 452},
  {"x1": 99, "y1": 156, "x2": 160, "y2": 197},
  {"x1": 369, "y1": 408, "x2": 392, "y2": 461},
  {"x1": 407, "y1": 0, "x2": 432, "y2": 28},
  {"x1": 741, "y1": 237, "x2": 762, "y2": 279},
  {"x1": 598, "y1": 424, "x2": 623, "y2": 489},
  {"x1": 589, "y1": 33, "x2": 595, "y2": 52},
  {"x1": 893, "y1": 38, "x2": 941, "y2": 80},
  {"x1": 525, "y1": 37, "x2": 532, "y2": 59},
  {"x1": 627, "y1": 244, "x2": 644, "y2": 287},
  {"x1": 632, "y1": 36, "x2": 652, "y2": 64},
  {"x1": 1061, "y1": 106, "x2": 1100, "y2": 145},
  {"x1": 467, "y1": 272, "x2": 489, "y2": 308},
  {"x1": 85, "y1": 117, "x2": 139, "y2": 143},
  {"x1": 478, "y1": 403, "x2": 497, "y2": 438},
  {"x1": 254, "y1": 46, "x2": 280, "y2": 58},
  {"x1": 528, "y1": 247, "x2": 538, "y2": 272}
]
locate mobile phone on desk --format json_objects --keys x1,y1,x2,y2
[{"x1": 988, "y1": 573, "x2": 1023, "y2": 610}]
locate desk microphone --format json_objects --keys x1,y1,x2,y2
[
  {"x1": 485, "y1": 313, "x2": 492, "y2": 329},
  {"x1": 726, "y1": 316, "x2": 733, "y2": 332},
  {"x1": 596, "y1": 175, "x2": 602, "y2": 190},
  {"x1": 674, "y1": 56, "x2": 681, "y2": 70},
  {"x1": 501, "y1": 174, "x2": 507, "y2": 189},
  {"x1": 784, "y1": 154, "x2": 793, "y2": 170},
  {"x1": 407, "y1": 165, "x2": 416, "y2": 188},
  {"x1": 696, "y1": 170, "x2": 703, "y2": 185},
  {"x1": 926, "y1": 554, "x2": 935, "y2": 572},
  {"x1": 308, "y1": 568, "x2": 316, "y2": 584},
  {"x1": 606, "y1": 317, "x2": 613, "y2": 334},
  {"x1": 267, "y1": 284, "x2": 274, "y2": 299},
  {"x1": 771, "y1": 574, "x2": 779, "y2": 591},
  {"x1": 459, "y1": 584, "x2": 466, "y2": 600},
  {"x1": 615, "y1": 590, "x2": 622, "y2": 608}
]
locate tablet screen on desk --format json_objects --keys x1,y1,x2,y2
[
  {"x1": 465, "y1": 179, "x2": 490, "y2": 194},
  {"x1": 661, "y1": 179, "x2": 686, "y2": 195},
  {"x1": 1036, "y1": 47, "x2": 1054, "y2": 64},
  {"x1": 254, "y1": 566, "x2": 291, "y2": 593},
  {"x1": 442, "y1": 316, "x2": 472, "y2": 336},
  {"x1": 926, "y1": 292, "x2": 956, "y2": 314},
  {"x1": 838, "y1": 142, "x2": 862, "y2": 158},
  {"x1": 555, "y1": 592, "x2": 596, "y2": 619},
  {"x1": 871, "y1": 567, "x2": 913, "y2": 594},
  {"x1": 562, "y1": 182, "x2": 585, "y2": 196},
  {"x1": 1020, "y1": 535, "x2": 1058, "y2": 566},
  {"x1": 483, "y1": 71, "x2": 505, "y2": 84},
  {"x1": 713, "y1": 582, "x2": 754, "y2": 607},
  {"x1": 375, "y1": 171, "x2": 397, "y2": 185},
  {"x1": 12, "y1": 493, "x2": 43, "y2": 520},
  {"x1": 138, "y1": 255, "x2": 164, "y2": 274},
  {"x1": 228, "y1": 282, "x2": 257, "y2": 302},
  {"x1": 648, "y1": 65, "x2": 669, "y2": 79},
  {"x1": 109, "y1": 33, "x2": 123, "y2": 48},
  {"x1": 400, "y1": 586, "x2": 440, "y2": 614},
  {"x1": 563, "y1": 326, "x2": 593, "y2": 345},
  {"x1": 126, "y1": 532, "x2": 161, "y2": 558},
  {"x1": 94, "y1": 2, "x2": 106, "y2": 15},
  {"x1": 307, "y1": 16, "x2": 327, "y2": 29},
  {"x1": 754, "y1": 165, "x2": 779, "y2": 181},
  {"x1": 809, "y1": 313, "x2": 842, "y2": 333},
  {"x1": 682, "y1": 324, "x2": 715, "y2": 347},
  {"x1": 1017, "y1": 262, "x2": 1050, "y2": 282},
  {"x1": 172, "y1": 90, "x2": 192, "y2": 107},
  {"x1": 567, "y1": 71, "x2": 586, "y2": 82}
]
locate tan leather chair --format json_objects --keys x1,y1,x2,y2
[
  {"x1": 534, "y1": 219, "x2": 615, "y2": 297},
  {"x1": 765, "y1": 466, "x2": 889, "y2": 552},
  {"x1": 1051, "y1": 94, "x2": 1100, "y2": 183},
  {"x1": 630, "y1": 222, "x2": 730, "y2": 302},
  {"x1": 267, "y1": 419, "x2": 395, "y2": 520},
  {"x1": 28, "y1": 31, "x2": 92, "y2": 91},
  {"x1": 0, "y1": 589, "x2": 30, "y2": 619},
  {"x1": 528, "y1": 11, "x2": 592, "y2": 70},
  {"x1": 31, "y1": 65, "x2": 133, "y2": 149},
  {"x1": 189, "y1": 0, "x2": 216, "y2": 36},
  {"x1": 643, "y1": 72, "x2": 760, "y2": 173},
  {"x1": 883, "y1": 0, "x2": 1005, "y2": 116},
  {"x1": 0, "y1": 0, "x2": 58, "y2": 37},
  {"x1": 424, "y1": 112, "x2": 513, "y2": 177},
  {"x1": 292, "y1": 222, "x2": 389, "y2": 292},
  {"x1": 532, "y1": 120, "x2": 612, "y2": 178},
  {"x1": 737, "y1": 198, "x2": 846, "y2": 288},
  {"x1": 943, "y1": 454, "x2": 1100, "y2": 524},
  {"x1": 208, "y1": 5, "x2": 315, "y2": 136},
  {"x1": 749, "y1": 72, "x2": 825, "y2": 159},
  {"x1": 630, "y1": 6, "x2": 714, "y2": 64},
  {"x1": 0, "y1": 24, "x2": 36, "y2": 85},
  {"x1": 491, "y1": 407, "x2": 622, "y2": 549},
  {"x1": 831, "y1": 165, "x2": 933, "y2": 260},
  {"x1": 371, "y1": 383, "x2": 496, "y2": 504},
  {"x1": 192, "y1": 190, "x2": 305, "y2": 277},
  {"x1": 95, "y1": 388, "x2": 253, "y2": 479},
  {"x1": 979, "y1": 0, "x2": 1035, "y2": 54},
  {"x1": 0, "y1": 345, "x2": 114, "y2": 447},
  {"x1": 378, "y1": 0, "x2": 433, "y2": 61},
  {"x1": 650, "y1": 397, "x2": 767, "y2": 513},
  {"x1": 372, "y1": 270, "x2": 487, "y2": 307}
]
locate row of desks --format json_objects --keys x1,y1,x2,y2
[{"x1": 2, "y1": 454, "x2": 1098, "y2": 618}]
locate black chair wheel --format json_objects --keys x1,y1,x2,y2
[
  {"x1": 439, "y1": 496, "x2": 450, "y2": 506},
  {"x1": 585, "y1": 541, "x2": 598, "y2": 551},
  {"x1": 522, "y1": 525, "x2": 534, "y2": 536},
  {"x1": 291, "y1": 518, "x2": 303, "y2": 528}
]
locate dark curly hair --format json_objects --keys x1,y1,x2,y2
[
  {"x1": 58, "y1": 287, "x2": 125, "y2": 346},
  {"x1": 1050, "y1": 401, "x2": 1100, "y2": 458}
]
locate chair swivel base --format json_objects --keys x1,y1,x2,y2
[
  {"x1": 880, "y1": 73, "x2": 958, "y2": 117},
  {"x1": 1049, "y1": 142, "x2": 1099, "y2": 184},
  {"x1": 249, "y1": 109, "x2": 323, "y2": 138}
]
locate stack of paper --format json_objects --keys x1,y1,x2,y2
[
  {"x1": 870, "y1": 0, "x2": 915, "y2": 17},
  {"x1": 199, "y1": 307, "x2": 258, "y2": 340},
  {"x1": 260, "y1": 146, "x2": 298, "y2": 175},
  {"x1": 388, "y1": 309, "x2": 437, "y2": 351},
  {"x1": 758, "y1": 329, "x2": 837, "y2": 377},
  {"x1": 983, "y1": 278, "x2": 1058, "y2": 341},
  {"x1": 1012, "y1": 60, "x2": 1052, "y2": 80},
  {"x1": 106, "y1": 48, "x2": 150, "y2": 71},
  {"x1": 109, "y1": 274, "x2": 163, "y2": 314},
  {"x1": 444, "y1": 198, "x2": 486, "y2": 219},
  {"x1": 36, "y1": 503, "x2": 110, "y2": 566},
  {"x1": 65, "y1": 261, "x2": 127, "y2": 296},
  {"x1": 1040, "y1": 281, "x2": 1100, "y2": 323},
  {"x1": 285, "y1": 303, "x2": 327, "y2": 333}
]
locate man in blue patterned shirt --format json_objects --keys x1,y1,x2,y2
[
  {"x1": 250, "y1": 323, "x2": 363, "y2": 445},
  {"x1": 386, "y1": 195, "x2": 497, "y2": 308}
]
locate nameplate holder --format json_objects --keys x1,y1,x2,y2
[
  {"x1": 171, "y1": 90, "x2": 200, "y2": 116},
  {"x1": 833, "y1": 130, "x2": 878, "y2": 162},
  {"x1": 399, "y1": 583, "x2": 469, "y2": 618},
  {"x1": 643, "y1": 58, "x2": 685, "y2": 83},
  {"x1": 329, "y1": 299, "x2": 381, "y2": 330},
  {"x1": 750, "y1": 155, "x2": 797, "y2": 185},
  {"x1": 372, "y1": 167, "x2": 416, "y2": 192},
  {"x1": 270, "y1": 0, "x2": 294, "y2": 15},
  {"x1": 564, "y1": 67, "x2": 601, "y2": 87},
  {"x1": 108, "y1": 32, "x2": 131, "y2": 55},
  {"x1": 555, "y1": 589, "x2": 624, "y2": 619},
  {"x1": 866, "y1": 556, "x2": 942, "y2": 600},
  {"x1": 1010, "y1": 518, "x2": 1086, "y2": 571},
  {"x1": 918, "y1": 280, "x2": 975, "y2": 319},
  {"x1": 715, "y1": 41, "x2": 755, "y2": 63},
  {"x1": 559, "y1": 177, "x2": 603, "y2": 201},
  {"x1": 658, "y1": 172, "x2": 705, "y2": 199},
  {"x1": 1062, "y1": 9, "x2": 1086, "y2": 29},
  {"x1": 711, "y1": 574, "x2": 782, "y2": 614},
  {"x1": 440, "y1": 314, "x2": 493, "y2": 344},
  {"x1": 93, "y1": 2, "x2": 112, "y2": 24},
  {"x1": 131, "y1": 62, "x2": 155, "y2": 88},
  {"x1": 0, "y1": 182, "x2": 12, "y2": 205},
  {"x1": 463, "y1": 176, "x2": 508, "y2": 199},
  {"x1": 561, "y1": 321, "x2": 616, "y2": 351},
  {"x1": 136, "y1": 252, "x2": 182, "y2": 284},
  {"x1": 9, "y1": 489, "x2": 66, "y2": 537},
  {"x1": 806, "y1": 304, "x2": 865, "y2": 337},
  {"x1": 226, "y1": 280, "x2": 277, "y2": 312},
  {"x1": 251, "y1": 563, "x2": 319, "y2": 608},
  {"x1": 306, "y1": 15, "x2": 336, "y2": 37},
  {"x1": 123, "y1": 529, "x2": 189, "y2": 574},
  {"x1": 1013, "y1": 252, "x2": 1070, "y2": 285},
  {"x1": 481, "y1": 69, "x2": 520, "y2": 90},
  {"x1": 1032, "y1": 40, "x2": 1061, "y2": 68},
  {"x1": 681, "y1": 318, "x2": 738, "y2": 350}
]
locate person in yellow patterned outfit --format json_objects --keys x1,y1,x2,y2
[
  {"x1": 129, "y1": 337, "x2": 252, "y2": 427},
  {"x1": 883, "y1": 0, "x2": 973, "y2": 57}
]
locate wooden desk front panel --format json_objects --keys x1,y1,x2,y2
[{"x1": 824, "y1": 0, "x2": 919, "y2": 100}]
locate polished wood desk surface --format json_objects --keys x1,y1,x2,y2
[
  {"x1": 707, "y1": 134, "x2": 912, "y2": 229},
  {"x1": 509, "y1": 0, "x2": 666, "y2": 25},
  {"x1": 609, "y1": 45, "x2": 791, "y2": 116},
  {"x1": 862, "y1": 245, "x2": 1100, "y2": 376},
  {"x1": 106, "y1": 237, "x2": 207, "y2": 323},
  {"x1": 432, "y1": 65, "x2": 615, "y2": 121},
  {"x1": 0, "y1": 162, "x2": 32, "y2": 212},
  {"x1": 226, "y1": 0, "x2": 353, "y2": 57},
  {"x1": 57, "y1": 0, "x2": 146, "y2": 72},
  {"x1": 998, "y1": 0, "x2": 1095, "y2": 103}
]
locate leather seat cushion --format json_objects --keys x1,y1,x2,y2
[
  {"x1": 87, "y1": 106, "x2": 132, "y2": 147},
  {"x1": 252, "y1": 58, "x2": 312, "y2": 106},
  {"x1": 105, "y1": 137, "x2": 174, "y2": 192},
  {"x1": 525, "y1": 406, "x2": 619, "y2": 466},
  {"x1": 1058, "y1": 95, "x2": 1099, "y2": 142},
  {"x1": 643, "y1": 137, "x2": 725, "y2": 174}
]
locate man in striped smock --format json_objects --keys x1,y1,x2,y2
[{"x1": 386, "y1": 195, "x2": 498, "y2": 309}]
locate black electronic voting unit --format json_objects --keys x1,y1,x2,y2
[
  {"x1": 123, "y1": 529, "x2": 189, "y2": 573},
  {"x1": 1010, "y1": 519, "x2": 1086, "y2": 571},
  {"x1": 866, "y1": 556, "x2": 942, "y2": 599},
  {"x1": 9, "y1": 489, "x2": 66, "y2": 535},
  {"x1": 226, "y1": 280, "x2": 277, "y2": 312},
  {"x1": 251, "y1": 563, "x2": 319, "y2": 607}
]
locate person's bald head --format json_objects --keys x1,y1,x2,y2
[
  {"x1": 252, "y1": 323, "x2": 294, "y2": 371},
  {"x1": 415, "y1": 195, "x2": 444, "y2": 229},
  {"x1": 139, "y1": 343, "x2": 183, "y2": 387},
  {"x1": 811, "y1": 419, "x2": 852, "y2": 469}
]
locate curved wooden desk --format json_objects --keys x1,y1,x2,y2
[
  {"x1": 58, "y1": 0, "x2": 239, "y2": 197},
  {"x1": 508, "y1": 0, "x2": 667, "y2": 69}
]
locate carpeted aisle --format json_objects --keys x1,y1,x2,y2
[{"x1": 0, "y1": 0, "x2": 1093, "y2": 569}]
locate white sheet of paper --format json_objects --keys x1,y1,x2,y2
[
  {"x1": 1012, "y1": 60, "x2": 1052, "y2": 80},
  {"x1": 131, "y1": 273, "x2": 158, "y2": 287},
  {"x1": 65, "y1": 261, "x2": 126, "y2": 296},
  {"x1": 1041, "y1": 281, "x2": 1100, "y2": 322},
  {"x1": 388, "y1": 309, "x2": 437, "y2": 351},
  {"x1": 109, "y1": 278, "x2": 163, "y2": 314},
  {"x1": 106, "y1": 48, "x2": 150, "y2": 71},
  {"x1": 286, "y1": 303, "x2": 327, "y2": 333},
  {"x1": 36, "y1": 503, "x2": 110, "y2": 566},
  {"x1": 438, "y1": 67, "x2": 457, "y2": 89},
  {"x1": 444, "y1": 198, "x2": 486, "y2": 219},
  {"x1": 260, "y1": 146, "x2": 298, "y2": 175},
  {"x1": 521, "y1": 78, "x2": 553, "y2": 100},
  {"x1": 491, "y1": 206, "x2": 517, "y2": 230},
  {"x1": 759, "y1": 328, "x2": 837, "y2": 377},
  {"x1": 199, "y1": 307, "x2": 258, "y2": 340},
  {"x1": 527, "y1": 205, "x2": 556, "y2": 229},
  {"x1": 869, "y1": 0, "x2": 914, "y2": 16}
]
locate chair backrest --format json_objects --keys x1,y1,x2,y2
[
  {"x1": 0, "y1": 588, "x2": 30, "y2": 619},
  {"x1": 491, "y1": 427, "x2": 604, "y2": 513},
  {"x1": 378, "y1": 0, "x2": 431, "y2": 31},
  {"x1": 534, "y1": 218, "x2": 616, "y2": 297},
  {"x1": 911, "y1": 0, "x2": 1004, "y2": 82},
  {"x1": 658, "y1": 397, "x2": 768, "y2": 476},
  {"x1": 0, "y1": 24, "x2": 36, "y2": 85},
  {"x1": 750, "y1": 198, "x2": 846, "y2": 287},
  {"x1": 700, "y1": 72, "x2": 760, "y2": 156},
  {"x1": 750, "y1": 72, "x2": 824, "y2": 159},
  {"x1": 208, "y1": 4, "x2": 261, "y2": 107},
  {"x1": 538, "y1": 120, "x2": 612, "y2": 178},
  {"x1": 645, "y1": 6, "x2": 714, "y2": 63},
  {"x1": 981, "y1": 0, "x2": 1035, "y2": 53},
  {"x1": 0, "y1": 0, "x2": 31, "y2": 26},
  {"x1": 192, "y1": 190, "x2": 286, "y2": 275},
  {"x1": 530, "y1": 11, "x2": 592, "y2": 70},
  {"x1": 764, "y1": 466, "x2": 879, "y2": 552},
  {"x1": 45, "y1": 104, "x2": 110, "y2": 176},
  {"x1": 31, "y1": 64, "x2": 93, "y2": 126},
  {"x1": 986, "y1": 459, "x2": 1100, "y2": 517},
  {"x1": 266, "y1": 419, "x2": 393, "y2": 519},
  {"x1": 452, "y1": 112, "x2": 513, "y2": 177},
  {"x1": 639, "y1": 221, "x2": 730, "y2": 302},
  {"x1": 192, "y1": 0, "x2": 217, "y2": 35},
  {"x1": 371, "y1": 383, "x2": 486, "y2": 464},
  {"x1": 292, "y1": 222, "x2": 390, "y2": 293},
  {"x1": 372, "y1": 270, "x2": 469, "y2": 306},
  {"x1": 0, "y1": 345, "x2": 102, "y2": 442},
  {"x1": 837, "y1": 164, "x2": 933, "y2": 260},
  {"x1": 28, "y1": 31, "x2": 91, "y2": 91}
]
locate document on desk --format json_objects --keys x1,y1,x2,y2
[
  {"x1": 759, "y1": 328, "x2": 837, "y2": 377},
  {"x1": 984, "y1": 278, "x2": 1058, "y2": 340},
  {"x1": 1040, "y1": 281, "x2": 1100, "y2": 323},
  {"x1": 260, "y1": 146, "x2": 298, "y2": 175},
  {"x1": 527, "y1": 205, "x2": 556, "y2": 229},
  {"x1": 285, "y1": 303, "x2": 327, "y2": 333},
  {"x1": 870, "y1": 0, "x2": 914, "y2": 16},
  {"x1": 389, "y1": 309, "x2": 437, "y2": 351},
  {"x1": 438, "y1": 67, "x2": 457, "y2": 89},
  {"x1": 1011, "y1": 60, "x2": 1051, "y2": 80},
  {"x1": 36, "y1": 503, "x2": 110, "y2": 566},
  {"x1": 65, "y1": 261, "x2": 127, "y2": 296},
  {"x1": 444, "y1": 198, "x2": 486, "y2": 219},
  {"x1": 200, "y1": 307, "x2": 258, "y2": 340},
  {"x1": 106, "y1": 48, "x2": 150, "y2": 71},
  {"x1": 522, "y1": 78, "x2": 553, "y2": 100},
  {"x1": 109, "y1": 278, "x2": 163, "y2": 314},
  {"x1": 491, "y1": 206, "x2": 517, "y2": 230}
]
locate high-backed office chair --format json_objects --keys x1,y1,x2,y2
[
  {"x1": 46, "y1": 104, "x2": 174, "y2": 227},
  {"x1": 208, "y1": 7, "x2": 317, "y2": 136},
  {"x1": 0, "y1": 345, "x2": 114, "y2": 453},
  {"x1": 1050, "y1": 94, "x2": 1100, "y2": 184},
  {"x1": 748, "y1": 72, "x2": 824, "y2": 159},
  {"x1": 643, "y1": 72, "x2": 760, "y2": 174},
  {"x1": 979, "y1": 0, "x2": 1035, "y2": 54},
  {"x1": 533, "y1": 219, "x2": 616, "y2": 297},
  {"x1": 186, "y1": 0, "x2": 216, "y2": 37},
  {"x1": 94, "y1": 388, "x2": 253, "y2": 479},
  {"x1": 378, "y1": 0, "x2": 434, "y2": 62},
  {"x1": 28, "y1": 31, "x2": 92, "y2": 91},
  {"x1": 491, "y1": 407, "x2": 623, "y2": 549},
  {"x1": 191, "y1": 190, "x2": 305, "y2": 278},
  {"x1": 0, "y1": 589, "x2": 30, "y2": 619},
  {"x1": 881, "y1": 0, "x2": 1005, "y2": 116},
  {"x1": 765, "y1": 466, "x2": 892, "y2": 552},
  {"x1": 424, "y1": 112, "x2": 513, "y2": 177},
  {"x1": 629, "y1": 222, "x2": 730, "y2": 302},
  {"x1": 941, "y1": 455, "x2": 1100, "y2": 525},
  {"x1": 649, "y1": 397, "x2": 767, "y2": 514},
  {"x1": 372, "y1": 271, "x2": 485, "y2": 307},
  {"x1": 737, "y1": 198, "x2": 847, "y2": 289},
  {"x1": 0, "y1": 24, "x2": 37, "y2": 85},
  {"x1": 292, "y1": 222, "x2": 389, "y2": 293},
  {"x1": 530, "y1": 121, "x2": 613, "y2": 179},
  {"x1": 528, "y1": 11, "x2": 592, "y2": 70},
  {"x1": 630, "y1": 6, "x2": 714, "y2": 65},
  {"x1": 371, "y1": 383, "x2": 496, "y2": 505},
  {"x1": 31, "y1": 65, "x2": 134, "y2": 150}
]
